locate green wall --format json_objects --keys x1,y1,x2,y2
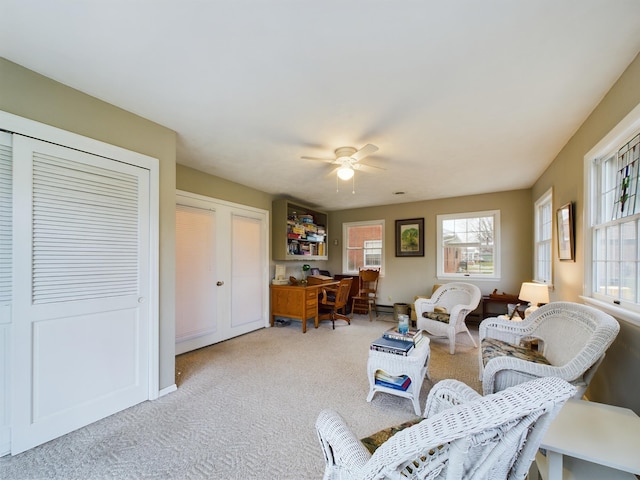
[
  {"x1": 0, "y1": 57, "x2": 178, "y2": 391},
  {"x1": 532, "y1": 52, "x2": 640, "y2": 411}
]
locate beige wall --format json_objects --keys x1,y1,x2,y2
[
  {"x1": 176, "y1": 164, "x2": 273, "y2": 211},
  {"x1": 5, "y1": 47, "x2": 640, "y2": 413},
  {"x1": 0, "y1": 58, "x2": 178, "y2": 390},
  {"x1": 327, "y1": 189, "x2": 533, "y2": 307},
  {"x1": 532, "y1": 52, "x2": 640, "y2": 411}
]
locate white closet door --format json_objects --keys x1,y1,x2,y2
[
  {"x1": 230, "y1": 213, "x2": 265, "y2": 332},
  {"x1": 175, "y1": 204, "x2": 218, "y2": 354},
  {"x1": 0, "y1": 132, "x2": 12, "y2": 455},
  {"x1": 11, "y1": 135, "x2": 152, "y2": 454},
  {"x1": 175, "y1": 192, "x2": 267, "y2": 354}
]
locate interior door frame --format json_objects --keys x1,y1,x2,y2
[{"x1": 0, "y1": 110, "x2": 160, "y2": 399}]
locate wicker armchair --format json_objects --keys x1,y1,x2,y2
[
  {"x1": 479, "y1": 302, "x2": 620, "y2": 397},
  {"x1": 414, "y1": 282, "x2": 482, "y2": 354},
  {"x1": 316, "y1": 377, "x2": 575, "y2": 480}
]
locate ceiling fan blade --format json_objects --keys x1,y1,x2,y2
[
  {"x1": 351, "y1": 143, "x2": 379, "y2": 162},
  {"x1": 354, "y1": 163, "x2": 386, "y2": 173},
  {"x1": 301, "y1": 156, "x2": 335, "y2": 163}
]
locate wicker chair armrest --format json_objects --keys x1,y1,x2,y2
[
  {"x1": 479, "y1": 316, "x2": 535, "y2": 343},
  {"x1": 447, "y1": 305, "x2": 473, "y2": 326},
  {"x1": 315, "y1": 409, "x2": 371, "y2": 475},
  {"x1": 424, "y1": 379, "x2": 482, "y2": 418},
  {"x1": 482, "y1": 356, "x2": 575, "y2": 395},
  {"x1": 413, "y1": 297, "x2": 435, "y2": 316}
]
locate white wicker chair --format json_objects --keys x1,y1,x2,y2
[
  {"x1": 414, "y1": 282, "x2": 482, "y2": 354},
  {"x1": 316, "y1": 377, "x2": 576, "y2": 480},
  {"x1": 479, "y1": 301, "x2": 620, "y2": 397}
]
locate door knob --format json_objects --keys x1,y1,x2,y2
[{"x1": 216, "y1": 281, "x2": 224, "y2": 286}]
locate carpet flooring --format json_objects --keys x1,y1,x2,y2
[{"x1": 0, "y1": 314, "x2": 481, "y2": 479}]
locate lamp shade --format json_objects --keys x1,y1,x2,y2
[
  {"x1": 337, "y1": 165, "x2": 354, "y2": 180},
  {"x1": 519, "y1": 282, "x2": 549, "y2": 306}
]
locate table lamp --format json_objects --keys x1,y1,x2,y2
[{"x1": 519, "y1": 282, "x2": 550, "y2": 317}]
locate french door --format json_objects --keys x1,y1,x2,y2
[{"x1": 175, "y1": 191, "x2": 268, "y2": 354}]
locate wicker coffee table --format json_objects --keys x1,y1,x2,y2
[{"x1": 366, "y1": 336, "x2": 431, "y2": 415}]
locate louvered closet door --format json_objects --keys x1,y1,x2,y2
[
  {"x1": 11, "y1": 135, "x2": 151, "y2": 454},
  {"x1": 0, "y1": 132, "x2": 12, "y2": 455}
]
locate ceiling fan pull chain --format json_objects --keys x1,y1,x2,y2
[{"x1": 352, "y1": 175, "x2": 355, "y2": 194}]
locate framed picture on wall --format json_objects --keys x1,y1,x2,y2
[
  {"x1": 395, "y1": 218, "x2": 424, "y2": 257},
  {"x1": 557, "y1": 202, "x2": 574, "y2": 261}
]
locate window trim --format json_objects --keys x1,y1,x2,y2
[
  {"x1": 584, "y1": 101, "x2": 640, "y2": 325},
  {"x1": 342, "y1": 219, "x2": 385, "y2": 275},
  {"x1": 436, "y1": 210, "x2": 501, "y2": 280},
  {"x1": 534, "y1": 188, "x2": 553, "y2": 285}
]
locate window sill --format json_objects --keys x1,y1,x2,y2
[{"x1": 580, "y1": 296, "x2": 640, "y2": 327}]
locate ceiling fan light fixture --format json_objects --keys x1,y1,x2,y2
[{"x1": 337, "y1": 165, "x2": 354, "y2": 180}]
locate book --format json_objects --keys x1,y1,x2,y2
[
  {"x1": 374, "y1": 371, "x2": 412, "y2": 390},
  {"x1": 383, "y1": 327, "x2": 423, "y2": 344},
  {"x1": 370, "y1": 336, "x2": 414, "y2": 356}
]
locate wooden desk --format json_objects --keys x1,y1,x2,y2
[
  {"x1": 270, "y1": 283, "x2": 337, "y2": 333},
  {"x1": 531, "y1": 398, "x2": 640, "y2": 480}
]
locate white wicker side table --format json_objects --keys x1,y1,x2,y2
[{"x1": 366, "y1": 336, "x2": 431, "y2": 415}]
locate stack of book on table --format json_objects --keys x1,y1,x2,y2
[
  {"x1": 374, "y1": 370, "x2": 411, "y2": 391},
  {"x1": 370, "y1": 327, "x2": 424, "y2": 356},
  {"x1": 383, "y1": 327, "x2": 424, "y2": 345}
]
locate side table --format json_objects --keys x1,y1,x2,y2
[
  {"x1": 366, "y1": 337, "x2": 431, "y2": 415},
  {"x1": 530, "y1": 398, "x2": 640, "y2": 480}
]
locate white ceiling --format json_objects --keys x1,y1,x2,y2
[{"x1": 3, "y1": 1, "x2": 640, "y2": 211}]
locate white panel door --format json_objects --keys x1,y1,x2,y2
[
  {"x1": 175, "y1": 205, "x2": 218, "y2": 354},
  {"x1": 230, "y1": 213, "x2": 265, "y2": 333},
  {"x1": 11, "y1": 135, "x2": 152, "y2": 454},
  {"x1": 175, "y1": 192, "x2": 267, "y2": 354}
]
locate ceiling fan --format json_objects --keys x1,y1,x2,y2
[{"x1": 301, "y1": 144, "x2": 382, "y2": 181}]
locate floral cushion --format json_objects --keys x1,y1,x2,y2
[
  {"x1": 481, "y1": 337, "x2": 551, "y2": 367},
  {"x1": 422, "y1": 311, "x2": 450, "y2": 324},
  {"x1": 360, "y1": 418, "x2": 422, "y2": 454}
]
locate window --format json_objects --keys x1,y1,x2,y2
[
  {"x1": 534, "y1": 189, "x2": 553, "y2": 284},
  {"x1": 437, "y1": 210, "x2": 500, "y2": 279},
  {"x1": 343, "y1": 220, "x2": 384, "y2": 274},
  {"x1": 589, "y1": 126, "x2": 640, "y2": 311}
]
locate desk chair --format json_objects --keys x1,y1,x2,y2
[
  {"x1": 318, "y1": 278, "x2": 353, "y2": 329},
  {"x1": 351, "y1": 268, "x2": 380, "y2": 321}
]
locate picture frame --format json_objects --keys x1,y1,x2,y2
[
  {"x1": 395, "y1": 218, "x2": 424, "y2": 257},
  {"x1": 310, "y1": 267, "x2": 320, "y2": 276},
  {"x1": 557, "y1": 202, "x2": 574, "y2": 261}
]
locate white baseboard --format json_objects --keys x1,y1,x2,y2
[{"x1": 158, "y1": 384, "x2": 177, "y2": 397}]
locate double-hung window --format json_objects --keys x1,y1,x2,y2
[
  {"x1": 589, "y1": 129, "x2": 640, "y2": 311},
  {"x1": 437, "y1": 210, "x2": 500, "y2": 279},
  {"x1": 342, "y1": 220, "x2": 384, "y2": 274},
  {"x1": 534, "y1": 189, "x2": 553, "y2": 284},
  {"x1": 585, "y1": 100, "x2": 640, "y2": 322}
]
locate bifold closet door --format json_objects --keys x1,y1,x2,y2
[{"x1": 11, "y1": 135, "x2": 152, "y2": 454}]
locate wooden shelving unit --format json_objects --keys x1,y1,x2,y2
[{"x1": 273, "y1": 199, "x2": 328, "y2": 261}]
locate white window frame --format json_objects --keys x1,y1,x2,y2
[
  {"x1": 436, "y1": 210, "x2": 501, "y2": 280},
  {"x1": 342, "y1": 220, "x2": 385, "y2": 275},
  {"x1": 583, "y1": 102, "x2": 640, "y2": 326},
  {"x1": 534, "y1": 188, "x2": 553, "y2": 285},
  {"x1": 363, "y1": 239, "x2": 382, "y2": 267}
]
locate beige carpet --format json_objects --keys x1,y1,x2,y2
[{"x1": 0, "y1": 314, "x2": 481, "y2": 479}]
